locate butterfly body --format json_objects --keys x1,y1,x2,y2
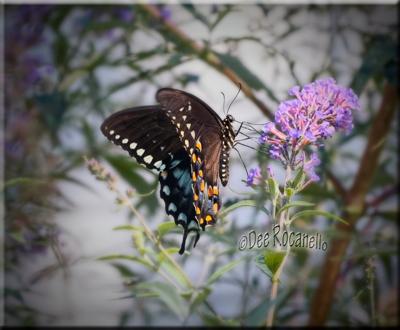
[{"x1": 101, "y1": 88, "x2": 236, "y2": 254}]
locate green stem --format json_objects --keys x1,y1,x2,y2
[{"x1": 266, "y1": 166, "x2": 293, "y2": 327}]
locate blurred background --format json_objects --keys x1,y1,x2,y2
[{"x1": 2, "y1": 3, "x2": 398, "y2": 327}]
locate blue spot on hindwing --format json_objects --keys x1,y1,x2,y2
[{"x1": 159, "y1": 149, "x2": 200, "y2": 254}]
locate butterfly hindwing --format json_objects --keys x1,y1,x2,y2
[{"x1": 159, "y1": 149, "x2": 200, "y2": 254}]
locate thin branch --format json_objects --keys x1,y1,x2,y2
[
  {"x1": 138, "y1": 4, "x2": 274, "y2": 120},
  {"x1": 366, "y1": 185, "x2": 398, "y2": 209}
]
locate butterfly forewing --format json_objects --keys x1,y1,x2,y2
[{"x1": 101, "y1": 106, "x2": 182, "y2": 172}]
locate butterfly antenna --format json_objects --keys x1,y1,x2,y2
[
  {"x1": 221, "y1": 92, "x2": 226, "y2": 115},
  {"x1": 227, "y1": 83, "x2": 242, "y2": 115},
  {"x1": 233, "y1": 147, "x2": 249, "y2": 177}
]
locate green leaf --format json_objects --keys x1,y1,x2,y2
[
  {"x1": 219, "y1": 199, "x2": 269, "y2": 218},
  {"x1": 291, "y1": 169, "x2": 305, "y2": 191},
  {"x1": 158, "y1": 257, "x2": 189, "y2": 288},
  {"x1": 164, "y1": 247, "x2": 181, "y2": 254},
  {"x1": 210, "y1": 5, "x2": 233, "y2": 31},
  {"x1": 213, "y1": 52, "x2": 267, "y2": 91},
  {"x1": 157, "y1": 221, "x2": 177, "y2": 237},
  {"x1": 203, "y1": 229, "x2": 236, "y2": 246},
  {"x1": 254, "y1": 253, "x2": 273, "y2": 279},
  {"x1": 4, "y1": 288, "x2": 25, "y2": 304},
  {"x1": 104, "y1": 154, "x2": 159, "y2": 215},
  {"x1": 157, "y1": 248, "x2": 181, "y2": 262},
  {"x1": 8, "y1": 231, "x2": 26, "y2": 244},
  {"x1": 190, "y1": 287, "x2": 211, "y2": 311},
  {"x1": 268, "y1": 177, "x2": 280, "y2": 216},
  {"x1": 133, "y1": 291, "x2": 158, "y2": 298},
  {"x1": 351, "y1": 35, "x2": 397, "y2": 94},
  {"x1": 206, "y1": 259, "x2": 242, "y2": 286},
  {"x1": 59, "y1": 69, "x2": 87, "y2": 91},
  {"x1": 182, "y1": 4, "x2": 210, "y2": 27},
  {"x1": 264, "y1": 249, "x2": 286, "y2": 275},
  {"x1": 284, "y1": 187, "x2": 295, "y2": 198},
  {"x1": 132, "y1": 231, "x2": 145, "y2": 255},
  {"x1": 35, "y1": 92, "x2": 67, "y2": 134},
  {"x1": 53, "y1": 32, "x2": 69, "y2": 66},
  {"x1": 113, "y1": 224, "x2": 144, "y2": 232},
  {"x1": 98, "y1": 254, "x2": 154, "y2": 270},
  {"x1": 268, "y1": 177, "x2": 279, "y2": 200},
  {"x1": 81, "y1": 119, "x2": 98, "y2": 150},
  {"x1": 167, "y1": 53, "x2": 184, "y2": 67},
  {"x1": 277, "y1": 201, "x2": 315, "y2": 216},
  {"x1": 290, "y1": 209, "x2": 348, "y2": 225},
  {"x1": 2, "y1": 177, "x2": 49, "y2": 190},
  {"x1": 244, "y1": 286, "x2": 296, "y2": 326},
  {"x1": 104, "y1": 154, "x2": 156, "y2": 193},
  {"x1": 254, "y1": 249, "x2": 286, "y2": 280},
  {"x1": 244, "y1": 297, "x2": 273, "y2": 326},
  {"x1": 136, "y1": 282, "x2": 189, "y2": 320},
  {"x1": 202, "y1": 313, "x2": 240, "y2": 326},
  {"x1": 110, "y1": 263, "x2": 136, "y2": 278},
  {"x1": 48, "y1": 7, "x2": 71, "y2": 30}
]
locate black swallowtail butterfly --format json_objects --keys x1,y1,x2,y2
[{"x1": 101, "y1": 88, "x2": 237, "y2": 254}]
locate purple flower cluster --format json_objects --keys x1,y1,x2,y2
[
  {"x1": 247, "y1": 78, "x2": 360, "y2": 185},
  {"x1": 259, "y1": 77, "x2": 360, "y2": 167}
]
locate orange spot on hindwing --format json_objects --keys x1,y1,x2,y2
[
  {"x1": 190, "y1": 139, "x2": 221, "y2": 229},
  {"x1": 200, "y1": 180, "x2": 205, "y2": 192},
  {"x1": 213, "y1": 202, "x2": 219, "y2": 214},
  {"x1": 195, "y1": 141, "x2": 202, "y2": 152}
]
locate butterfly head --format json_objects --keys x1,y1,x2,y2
[
  {"x1": 226, "y1": 114, "x2": 234, "y2": 123},
  {"x1": 223, "y1": 114, "x2": 235, "y2": 128}
]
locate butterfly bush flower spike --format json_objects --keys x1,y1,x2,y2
[
  {"x1": 259, "y1": 78, "x2": 360, "y2": 171},
  {"x1": 85, "y1": 157, "x2": 117, "y2": 191},
  {"x1": 253, "y1": 78, "x2": 360, "y2": 327}
]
